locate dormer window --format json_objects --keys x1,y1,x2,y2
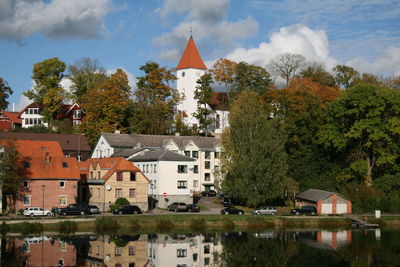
[{"x1": 62, "y1": 162, "x2": 68, "y2": 168}]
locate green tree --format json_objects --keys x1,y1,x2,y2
[
  {"x1": 193, "y1": 73, "x2": 215, "y2": 137},
  {"x1": 300, "y1": 62, "x2": 336, "y2": 87},
  {"x1": 130, "y1": 61, "x2": 179, "y2": 135},
  {"x1": 68, "y1": 58, "x2": 108, "y2": 103},
  {"x1": 0, "y1": 140, "x2": 28, "y2": 212},
  {"x1": 332, "y1": 64, "x2": 360, "y2": 89},
  {"x1": 0, "y1": 77, "x2": 13, "y2": 110},
  {"x1": 230, "y1": 62, "x2": 273, "y2": 99},
  {"x1": 24, "y1": 57, "x2": 67, "y2": 124},
  {"x1": 221, "y1": 91, "x2": 287, "y2": 206},
  {"x1": 319, "y1": 84, "x2": 400, "y2": 186},
  {"x1": 80, "y1": 69, "x2": 132, "y2": 145}
]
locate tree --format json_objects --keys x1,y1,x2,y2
[
  {"x1": 193, "y1": 73, "x2": 215, "y2": 137},
  {"x1": 24, "y1": 57, "x2": 67, "y2": 124},
  {"x1": 130, "y1": 61, "x2": 179, "y2": 135},
  {"x1": 80, "y1": 69, "x2": 132, "y2": 145},
  {"x1": 271, "y1": 53, "x2": 306, "y2": 86},
  {"x1": 332, "y1": 64, "x2": 360, "y2": 89},
  {"x1": 68, "y1": 58, "x2": 108, "y2": 103},
  {"x1": 211, "y1": 58, "x2": 238, "y2": 99},
  {"x1": 230, "y1": 62, "x2": 273, "y2": 99},
  {"x1": 300, "y1": 62, "x2": 336, "y2": 87},
  {"x1": 221, "y1": 91, "x2": 287, "y2": 206},
  {"x1": 0, "y1": 77, "x2": 13, "y2": 110},
  {"x1": 0, "y1": 140, "x2": 28, "y2": 212},
  {"x1": 319, "y1": 84, "x2": 400, "y2": 186}
]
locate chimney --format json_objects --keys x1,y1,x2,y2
[{"x1": 45, "y1": 152, "x2": 51, "y2": 164}]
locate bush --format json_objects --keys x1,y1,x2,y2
[
  {"x1": 109, "y1": 204, "x2": 118, "y2": 212},
  {"x1": 115, "y1": 198, "x2": 129, "y2": 207},
  {"x1": 18, "y1": 209, "x2": 24, "y2": 215},
  {"x1": 156, "y1": 219, "x2": 174, "y2": 232},
  {"x1": 58, "y1": 221, "x2": 78, "y2": 234},
  {"x1": 189, "y1": 217, "x2": 206, "y2": 232},
  {"x1": 95, "y1": 217, "x2": 120, "y2": 234},
  {"x1": 0, "y1": 222, "x2": 10, "y2": 236},
  {"x1": 13, "y1": 222, "x2": 44, "y2": 235}
]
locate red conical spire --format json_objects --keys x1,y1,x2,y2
[{"x1": 176, "y1": 36, "x2": 207, "y2": 70}]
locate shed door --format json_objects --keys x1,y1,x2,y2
[
  {"x1": 336, "y1": 196, "x2": 348, "y2": 214},
  {"x1": 321, "y1": 204, "x2": 332, "y2": 214}
]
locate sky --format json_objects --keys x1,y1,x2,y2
[{"x1": 1, "y1": 0, "x2": 399, "y2": 111}]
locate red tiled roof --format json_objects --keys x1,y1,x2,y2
[
  {"x1": 209, "y1": 92, "x2": 229, "y2": 111},
  {"x1": 1, "y1": 112, "x2": 22, "y2": 124},
  {"x1": 176, "y1": 36, "x2": 207, "y2": 70}
]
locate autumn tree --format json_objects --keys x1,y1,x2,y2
[
  {"x1": 0, "y1": 77, "x2": 13, "y2": 111},
  {"x1": 24, "y1": 57, "x2": 67, "y2": 124},
  {"x1": 0, "y1": 140, "x2": 28, "y2": 212},
  {"x1": 221, "y1": 90, "x2": 287, "y2": 206},
  {"x1": 300, "y1": 62, "x2": 336, "y2": 87},
  {"x1": 130, "y1": 61, "x2": 179, "y2": 135},
  {"x1": 332, "y1": 64, "x2": 360, "y2": 89},
  {"x1": 319, "y1": 84, "x2": 400, "y2": 186},
  {"x1": 193, "y1": 73, "x2": 215, "y2": 137},
  {"x1": 68, "y1": 58, "x2": 108, "y2": 103},
  {"x1": 271, "y1": 53, "x2": 306, "y2": 86},
  {"x1": 80, "y1": 69, "x2": 132, "y2": 145},
  {"x1": 211, "y1": 58, "x2": 237, "y2": 99}
]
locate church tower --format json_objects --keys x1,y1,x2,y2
[{"x1": 176, "y1": 36, "x2": 207, "y2": 127}]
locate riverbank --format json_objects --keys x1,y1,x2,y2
[{"x1": 1, "y1": 214, "x2": 399, "y2": 235}]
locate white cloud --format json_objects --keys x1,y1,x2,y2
[
  {"x1": 153, "y1": 0, "x2": 258, "y2": 62},
  {"x1": 0, "y1": 0, "x2": 112, "y2": 41},
  {"x1": 15, "y1": 94, "x2": 32, "y2": 112}
]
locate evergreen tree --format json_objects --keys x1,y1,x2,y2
[
  {"x1": 0, "y1": 77, "x2": 13, "y2": 111},
  {"x1": 193, "y1": 73, "x2": 215, "y2": 137}
]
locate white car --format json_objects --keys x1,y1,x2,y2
[
  {"x1": 23, "y1": 207, "x2": 53, "y2": 217},
  {"x1": 252, "y1": 207, "x2": 278, "y2": 215}
]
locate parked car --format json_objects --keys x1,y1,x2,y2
[
  {"x1": 252, "y1": 207, "x2": 278, "y2": 215},
  {"x1": 167, "y1": 202, "x2": 188, "y2": 212},
  {"x1": 59, "y1": 204, "x2": 100, "y2": 216},
  {"x1": 291, "y1": 206, "x2": 317, "y2": 216},
  {"x1": 113, "y1": 205, "x2": 142, "y2": 215},
  {"x1": 201, "y1": 190, "x2": 217, "y2": 197},
  {"x1": 187, "y1": 204, "x2": 200, "y2": 212},
  {"x1": 23, "y1": 207, "x2": 52, "y2": 217},
  {"x1": 221, "y1": 207, "x2": 244, "y2": 215}
]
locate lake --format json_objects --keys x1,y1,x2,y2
[{"x1": 1, "y1": 229, "x2": 399, "y2": 266}]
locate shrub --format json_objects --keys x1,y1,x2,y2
[
  {"x1": 156, "y1": 219, "x2": 174, "y2": 232},
  {"x1": 14, "y1": 222, "x2": 44, "y2": 235},
  {"x1": 18, "y1": 209, "x2": 24, "y2": 215},
  {"x1": 0, "y1": 222, "x2": 10, "y2": 236},
  {"x1": 115, "y1": 198, "x2": 129, "y2": 208},
  {"x1": 189, "y1": 217, "x2": 206, "y2": 232},
  {"x1": 58, "y1": 221, "x2": 78, "y2": 234},
  {"x1": 95, "y1": 217, "x2": 120, "y2": 234}
]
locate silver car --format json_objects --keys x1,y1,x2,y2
[
  {"x1": 23, "y1": 207, "x2": 53, "y2": 217},
  {"x1": 252, "y1": 207, "x2": 278, "y2": 215}
]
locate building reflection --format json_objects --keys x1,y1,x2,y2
[{"x1": 296, "y1": 230, "x2": 352, "y2": 250}]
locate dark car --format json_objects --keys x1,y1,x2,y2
[
  {"x1": 221, "y1": 207, "x2": 244, "y2": 215},
  {"x1": 201, "y1": 190, "x2": 217, "y2": 197},
  {"x1": 167, "y1": 202, "x2": 188, "y2": 212},
  {"x1": 187, "y1": 204, "x2": 200, "y2": 212},
  {"x1": 113, "y1": 205, "x2": 142, "y2": 215},
  {"x1": 291, "y1": 206, "x2": 317, "y2": 216},
  {"x1": 60, "y1": 204, "x2": 100, "y2": 216}
]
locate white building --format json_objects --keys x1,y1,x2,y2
[
  {"x1": 176, "y1": 36, "x2": 229, "y2": 136},
  {"x1": 130, "y1": 150, "x2": 195, "y2": 208},
  {"x1": 92, "y1": 133, "x2": 222, "y2": 192},
  {"x1": 19, "y1": 102, "x2": 48, "y2": 128}
]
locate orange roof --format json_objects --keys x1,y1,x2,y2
[
  {"x1": 0, "y1": 140, "x2": 64, "y2": 158},
  {"x1": 176, "y1": 36, "x2": 207, "y2": 70},
  {"x1": 1, "y1": 111, "x2": 22, "y2": 124}
]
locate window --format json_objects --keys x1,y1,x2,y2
[
  {"x1": 23, "y1": 161, "x2": 30, "y2": 168},
  {"x1": 115, "y1": 247, "x2": 122, "y2": 256},
  {"x1": 130, "y1": 172, "x2": 136, "y2": 181},
  {"x1": 178, "y1": 165, "x2": 188, "y2": 173},
  {"x1": 192, "y1": 151, "x2": 198, "y2": 158},
  {"x1": 154, "y1": 164, "x2": 157, "y2": 173},
  {"x1": 62, "y1": 162, "x2": 68, "y2": 168},
  {"x1": 73, "y1": 120, "x2": 81, "y2": 125},
  {"x1": 177, "y1": 180, "x2": 187, "y2": 189},
  {"x1": 204, "y1": 245, "x2": 210, "y2": 254},
  {"x1": 184, "y1": 151, "x2": 191, "y2": 157},
  {"x1": 115, "y1": 189, "x2": 123, "y2": 198},
  {"x1": 59, "y1": 181, "x2": 65, "y2": 188},
  {"x1": 205, "y1": 173, "x2": 211, "y2": 181},
  {"x1": 59, "y1": 196, "x2": 67, "y2": 205},
  {"x1": 90, "y1": 171, "x2": 93, "y2": 179},
  {"x1": 129, "y1": 264, "x2": 135, "y2": 267},
  {"x1": 58, "y1": 259, "x2": 64, "y2": 266},
  {"x1": 77, "y1": 154, "x2": 82, "y2": 162},
  {"x1": 129, "y1": 246, "x2": 135, "y2": 255},
  {"x1": 182, "y1": 71, "x2": 185, "y2": 77},
  {"x1": 193, "y1": 253, "x2": 198, "y2": 261},
  {"x1": 194, "y1": 180, "x2": 198, "y2": 188},
  {"x1": 23, "y1": 181, "x2": 29, "y2": 188},
  {"x1": 73, "y1": 110, "x2": 81, "y2": 119},
  {"x1": 205, "y1": 151, "x2": 211, "y2": 159},
  {"x1": 177, "y1": 249, "x2": 187, "y2": 257},
  {"x1": 215, "y1": 152, "x2": 220, "y2": 159},
  {"x1": 216, "y1": 114, "x2": 220, "y2": 129},
  {"x1": 129, "y1": 189, "x2": 136, "y2": 198},
  {"x1": 204, "y1": 257, "x2": 210, "y2": 265},
  {"x1": 117, "y1": 172, "x2": 123, "y2": 181},
  {"x1": 23, "y1": 195, "x2": 31, "y2": 205},
  {"x1": 205, "y1": 161, "x2": 210, "y2": 169},
  {"x1": 193, "y1": 165, "x2": 198, "y2": 173}
]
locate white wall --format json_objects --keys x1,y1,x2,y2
[{"x1": 92, "y1": 135, "x2": 113, "y2": 158}]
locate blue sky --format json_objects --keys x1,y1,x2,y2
[{"x1": 1, "y1": 0, "x2": 399, "y2": 111}]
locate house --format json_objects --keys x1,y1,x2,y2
[
  {"x1": 78, "y1": 157, "x2": 149, "y2": 212},
  {"x1": 130, "y1": 150, "x2": 196, "y2": 208},
  {"x1": 18, "y1": 102, "x2": 85, "y2": 128},
  {"x1": 0, "y1": 132, "x2": 91, "y2": 161},
  {"x1": 93, "y1": 132, "x2": 222, "y2": 192},
  {"x1": 295, "y1": 189, "x2": 352, "y2": 215},
  {"x1": 176, "y1": 36, "x2": 229, "y2": 135},
  {"x1": 0, "y1": 111, "x2": 22, "y2": 131},
  {"x1": 0, "y1": 140, "x2": 81, "y2": 212}
]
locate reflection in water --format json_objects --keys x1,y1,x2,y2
[{"x1": 1, "y1": 229, "x2": 399, "y2": 266}]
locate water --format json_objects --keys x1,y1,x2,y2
[{"x1": 1, "y1": 229, "x2": 399, "y2": 266}]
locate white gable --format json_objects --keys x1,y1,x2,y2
[{"x1": 164, "y1": 139, "x2": 179, "y2": 151}]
